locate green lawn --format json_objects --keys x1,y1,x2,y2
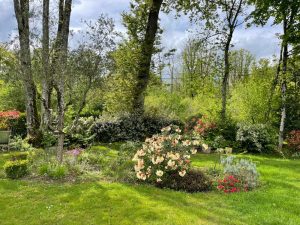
[{"x1": 0, "y1": 150, "x2": 299, "y2": 225}]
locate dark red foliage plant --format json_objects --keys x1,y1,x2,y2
[{"x1": 287, "y1": 130, "x2": 300, "y2": 152}]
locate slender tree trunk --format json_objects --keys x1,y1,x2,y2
[
  {"x1": 221, "y1": 31, "x2": 233, "y2": 120},
  {"x1": 132, "y1": 0, "x2": 163, "y2": 115},
  {"x1": 13, "y1": 0, "x2": 40, "y2": 139},
  {"x1": 53, "y1": 0, "x2": 72, "y2": 163},
  {"x1": 41, "y1": 0, "x2": 52, "y2": 132},
  {"x1": 265, "y1": 43, "x2": 283, "y2": 121},
  {"x1": 278, "y1": 19, "x2": 288, "y2": 153},
  {"x1": 71, "y1": 77, "x2": 92, "y2": 129}
]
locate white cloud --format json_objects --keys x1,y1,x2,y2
[{"x1": 0, "y1": 0, "x2": 282, "y2": 59}]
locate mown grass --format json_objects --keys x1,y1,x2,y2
[{"x1": 0, "y1": 148, "x2": 299, "y2": 225}]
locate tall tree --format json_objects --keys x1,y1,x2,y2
[
  {"x1": 213, "y1": 0, "x2": 250, "y2": 120},
  {"x1": 251, "y1": 0, "x2": 300, "y2": 152},
  {"x1": 40, "y1": 0, "x2": 52, "y2": 132},
  {"x1": 13, "y1": 0, "x2": 40, "y2": 140},
  {"x1": 130, "y1": 0, "x2": 163, "y2": 115},
  {"x1": 52, "y1": 0, "x2": 73, "y2": 163}
]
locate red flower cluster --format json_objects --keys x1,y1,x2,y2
[
  {"x1": 193, "y1": 118, "x2": 216, "y2": 136},
  {"x1": 287, "y1": 130, "x2": 300, "y2": 152},
  {"x1": 217, "y1": 175, "x2": 246, "y2": 193},
  {"x1": 0, "y1": 110, "x2": 20, "y2": 119},
  {"x1": 0, "y1": 110, "x2": 21, "y2": 130}
]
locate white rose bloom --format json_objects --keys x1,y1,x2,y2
[
  {"x1": 193, "y1": 140, "x2": 200, "y2": 146},
  {"x1": 183, "y1": 140, "x2": 191, "y2": 146},
  {"x1": 184, "y1": 155, "x2": 191, "y2": 159},
  {"x1": 156, "y1": 178, "x2": 162, "y2": 182},
  {"x1": 179, "y1": 170, "x2": 186, "y2": 177},
  {"x1": 141, "y1": 174, "x2": 147, "y2": 180},
  {"x1": 134, "y1": 165, "x2": 141, "y2": 172},
  {"x1": 137, "y1": 149, "x2": 146, "y2": 156},
  {"x1": 137, "y1": 159, "x2": 144, "y2": 169},
  {"x1": 167, "y1": 160, "x2": 175, "y2": 167},
  {"x1": 175, "y1": 128, "x2": 181, "y2": 133},
  {"x1": 136, "y1": 171, "x2": 143, "y2": 179},
  {"x1": 202, "y1": 143, "x2": 209, "y2": 150},
  {"x1": 151, "y1": 157, "x2": 158, "y2": 165},
  {"x1": 156, "y1": 170, "x2": 164, "y2": 177},
  {"x1": 156, "y1": 156, "x2": 164, "y2": 163},
  {"x1": 191, "y1": 148, "x2": 197, "y2": 154}
]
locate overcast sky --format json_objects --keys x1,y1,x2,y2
[{"x1": 0, "y1": 0, "x2": 282, "y2": 59}]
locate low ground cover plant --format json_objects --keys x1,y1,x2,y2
[
  {"x1": 217, "y1": 175, "x2": 243, "y2": 193},
  {"x1": 220, "y1": 155, "x2": 259, "y2": 191}
]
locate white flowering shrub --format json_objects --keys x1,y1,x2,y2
[
  {"x1": 132, "y1": 125, "x2": 199, "y2": 183},
  {"x1": 221, "y1": 156, "x2": 259, "y2": 190},
  {"x1": 236, "y1": 123, "x2": 276, "y2": 153}
]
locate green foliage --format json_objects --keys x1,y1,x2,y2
[
  {"x1": 93, "y1": 114, "x2": 183, "y2": 143},
  {"x1": 236, "y1": 123, "x2": 276, "y2": 153},
  {"x1": 221, "y1": 156, "x2": 259, "y2": 190},
  {"x1": 156, "y1": 169, "x2": 212, "y2": 193},
  {"x1": 0, "y1": 80, "x2": 26, "y2": 112},
  {"x1": 9, "y1": 113, "x2": 27, "y2": 137},
  {"x1": 64, "y1": 116, "x2": 96, "y2": 148},
  {"x1": 38, "y1": 162, "x2": 68, "y2": 180},
  {"x1": 228, "y1": 60, "x2": 278, "y2": 124},
  {"x1": 104, "y1": 149, "x2": 136, "y2": 183},
  {"x1": 8, "y1": 136, "x2": 35, "y2": 152},
  {"x1": 10, "y1": 152, "x2": 28, "y2": 161},
  {"x1": 102, "y1": 40, "x2": 141, "y2": 114},
  {"x1": 4, "y1": 160, "x2": 29, "y2": 179},
  {"x1": 145, "y1": 84, "x2": 221, "y2": 122},
  {"x1": 41, "y1": 132, "x2": 57, "y2": 148}
]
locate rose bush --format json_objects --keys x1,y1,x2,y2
[{"x1": 132, "y1": 125, "x2": 199, "y2": 183}]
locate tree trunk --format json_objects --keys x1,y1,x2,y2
[
  {"x1": 53, "y1": 0, "x2": 73, "y2": 163},
  {"x1": 13, "y1": 0, "x2": 40, "y2": 139},
  {"x1": 278, "y1": 21, "x2": 288, "y2": 152},
  {"x1": 221, "y1": 31, "x2": 233, "y2": 120},
  {"x1": 41, "y1": 0, "x2": 52, "y2": 132},
  {"x1": 132, "y1": 0, "x2": 163, "y2": 115},
  {"x1": 265, "y1": 43, "x2": 283, "y2": 121},
  {"x1": 71, "y1": 76, "x2": 92, "y2": 129}
]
